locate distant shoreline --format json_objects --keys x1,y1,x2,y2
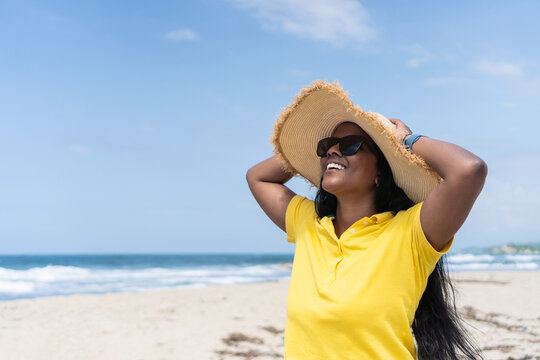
[{"x1": 1, "y1": 251, "x2": 539, "y2": 302}]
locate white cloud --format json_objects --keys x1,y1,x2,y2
[
  {"x1": 68, "y1": 144, "x2": 90, "y2": 155},
  {"x1": 227, "y1": 0, "x2": 376, "y2": 47},
  {"x1": 164, "y1": 29, "x2": 198, "y2": 41},
  {"x1": 407, "y1": 57, "x2": 430, "y2": 68},
  {"x1": 473, "y1": 177, "x2": 540, "y2": 232},
  {"x1": 501, "y1": 101, "x2": 519, "y2": 108},
  {"x1": 502, "y1": 75, "x2": 540, "y2": 99},
  {"x1": 404, "y1": 44, "x2": 434, "y2": 68},
  {"x1": 474, "y1": 59, "x2": 523, "y2": 77}
]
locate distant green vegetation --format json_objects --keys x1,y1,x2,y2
[{"x1": 464, "y1": 242, "x2": 540, "y2": 254}]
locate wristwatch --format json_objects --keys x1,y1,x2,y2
[{"x1": 402, "y1": 133, "x2": 427, "y2": 153}]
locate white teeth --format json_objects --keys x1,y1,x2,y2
[{"x1": 326, "y1": 163, "x2": 345, "y2": 170}]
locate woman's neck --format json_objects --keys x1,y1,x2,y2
[{"x1": 333, "y1": 193, "x2": 376, "y2": 238}]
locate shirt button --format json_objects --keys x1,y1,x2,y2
[
  {"x1": 363, "y1": 221, "x2": 369, "y2": 225},
  {"x1": 350, "y1": 229, "x2": 355, "y2": 233}
]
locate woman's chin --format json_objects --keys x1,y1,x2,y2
[{"x1": 321, "y1": 180, "x2": 343, "y2": 195}]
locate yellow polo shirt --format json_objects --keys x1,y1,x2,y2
[{"x1": 284, "y1": 195, "x2": 453, "y2": 360}]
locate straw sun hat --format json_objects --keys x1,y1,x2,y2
[{"x1": 271, "y1": 80, "x2": 441, "y2": 204}]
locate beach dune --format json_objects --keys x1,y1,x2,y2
[{"x1": 0, "y1": 271, "x2": 538, "y2": 360}]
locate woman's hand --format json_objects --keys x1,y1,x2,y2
[{"x1": 388, "y1": 118, "x2": 412, "y2": 143}]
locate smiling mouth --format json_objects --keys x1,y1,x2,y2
[{"x1": 325, "y1": 162, "x2": 346, "y2": 171}]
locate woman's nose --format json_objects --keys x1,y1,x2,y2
[{"x1": 326, "y1": 143, "x2": 342, "y2": 157}]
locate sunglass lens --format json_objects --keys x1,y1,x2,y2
[
  {"x1": 317, "y1": 135, "x2": 369, "y2": 157},
  {"x1": 341, "y1": 141, "x2": 363, "y2": 155},
  {"x1": 340, "y1": 136, "x2": 365, "y2": 156},
  {"x1": 317, "y1": 137, "x2": 338, "y2": 157}
]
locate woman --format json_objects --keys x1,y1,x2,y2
[{"x1": 246, "y1": 81, "x2": 487, "y2": 359}]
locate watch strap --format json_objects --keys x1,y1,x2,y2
[{"x1": 403, "y1": 134, "x2": 427, "y2": 153}]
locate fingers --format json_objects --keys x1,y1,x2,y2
[
  {"x1": 389, "y1": 118, "x2": 409, "y2": 129},
  {"x1": 388, "y1": 118, "x2": 412, "y2": 137},
  {"x1": 388, "y1": 118, "x2": 401, "y2": 126}
]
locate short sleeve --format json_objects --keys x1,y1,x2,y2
[
  {"x1": 285, "y1": 195, "x2": 311, "y2": 244},
  {"x1": 407, "y1": 201, "x2": 454, "y2": 278}
]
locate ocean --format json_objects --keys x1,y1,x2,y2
[{"x1": 0, "y1": 246, "x2": 539, "y2": 302}]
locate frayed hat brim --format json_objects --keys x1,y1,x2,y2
[{"x1": 271, "y1": 80, "x2": 441, "y2": 203}]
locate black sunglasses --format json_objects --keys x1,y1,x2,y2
[{"x1": 316, "y1": 135, "x2": 373, "y2": 157}]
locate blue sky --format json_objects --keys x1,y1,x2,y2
[{"x1": 1, "y1": 0, "x2": 539, "y2": 254}]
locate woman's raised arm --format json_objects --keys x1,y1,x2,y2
[
  {"x1": 246, "y1": 156, "x2": 296, "y2": 232},
  {"x1": 390, "y1": 118, "x2": 488, "y2": 252}
]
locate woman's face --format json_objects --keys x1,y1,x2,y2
[{"x1": 319, "y1": 122, "x2": 379, "y2": 197}]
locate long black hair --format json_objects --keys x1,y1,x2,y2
[{"x1": 314, "y1": 140, "x2": 484, "y2": 360}]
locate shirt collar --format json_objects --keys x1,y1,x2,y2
[
  {"x1": 323, "y1": 211, "x2": 395, "y2": 224},
  {"x1": 369, "y1": 211, "x2": 394, "y2": 224}
]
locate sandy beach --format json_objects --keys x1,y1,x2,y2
[{"x1": 0, "y1": 271, "x2": 538, "y2": 360}]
